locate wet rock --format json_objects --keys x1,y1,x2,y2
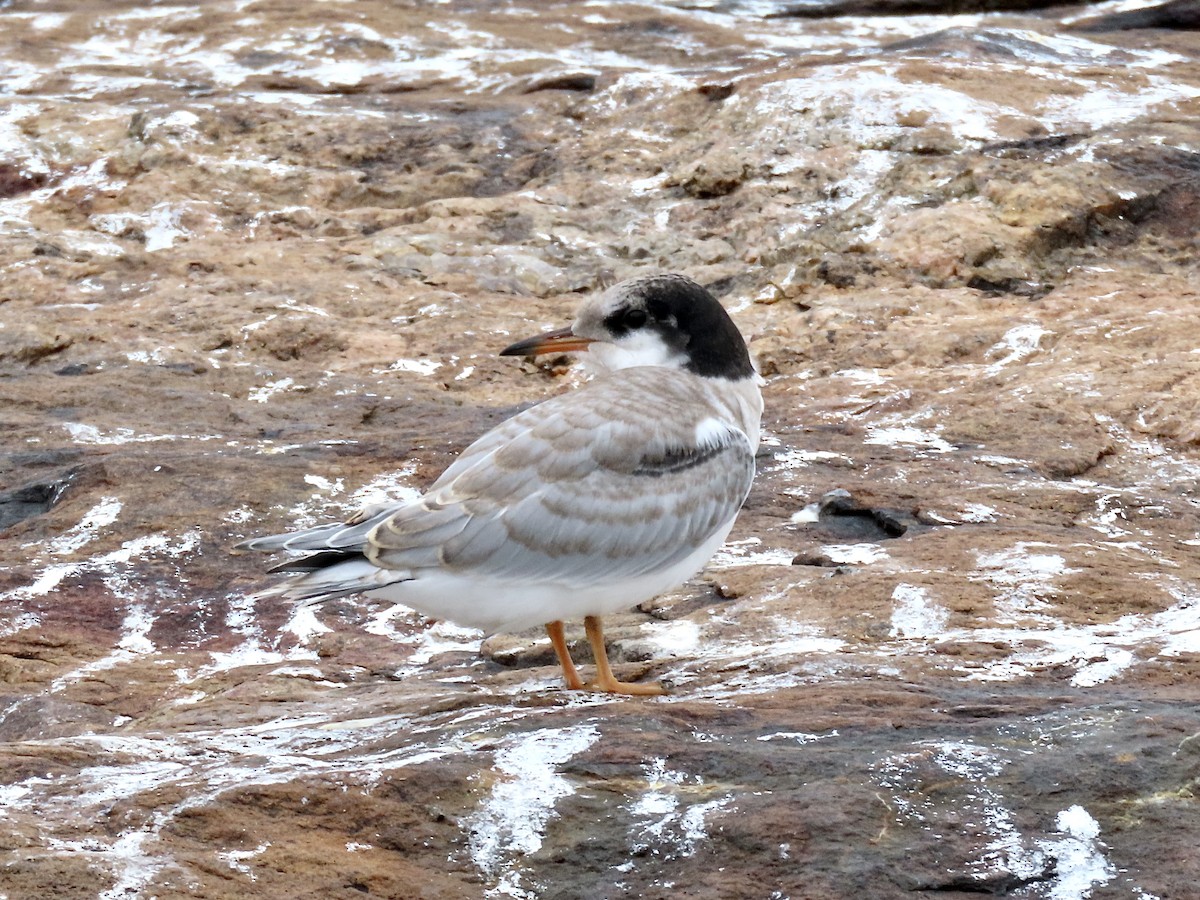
[
  {"x1": 791, "y1": 549, "x2": 843, "y2": 567},
  {"x1": 809, "y1": 488, "x2": 916, "y2": 540},
  {"x1": 0, "y1": 164, "x2": 48, "y2": 199},
  {"x1": 1074, "y1": 0, "x2": 1200, "y2": 31},
  {"x1": 0, "y1": 325, "x2": 74, "y2": 366},
  {"x1": 0, "y1": 470, "x2": 77, "y2": 530},
  {"x1": 668, "y1": 153, "x2": 752, "y2": 198},
  {"x1": 523, "y1": 72, "x2": 598, "y2": 93},
  {"x1": 0, "y1": 695, "x2": 118, "y2": 741},
  {"x1": 883, "y1": 26, "x2": 1128, "y2": 62},
  {"x1": 769, "y1": 0, "x2": 1093, "y2": 17},
  {"x1": 2, "y1": 1, "x2": 1200, "y2": 897},
  {"x1": 480, "y1": 632, "x2": 553, "y2": 669},
  {"x1": 243, "y1": 316, "x2": 350, "y2": 362}
]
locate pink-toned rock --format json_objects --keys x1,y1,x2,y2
[{"x1": 2, "y1": 2, "x2": 1200, "y2": 898}]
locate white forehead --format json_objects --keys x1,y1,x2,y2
[
  {"x1": 573, "y1": 274, "x2": 668, "y2": 334},
  {"x1": 576, "y1": 281, "x2": 629, "y2": 318}
]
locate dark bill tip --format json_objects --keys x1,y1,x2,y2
[{"x1": 500, "y1": 325, "x2": 594, "y2": 357}]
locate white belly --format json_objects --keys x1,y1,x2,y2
[{"x1": 367, "y1": 516, "x2": 739, "y2": 634}]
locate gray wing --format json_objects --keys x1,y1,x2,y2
[{"x1": 365, "y1": 377, "x2": 756, "y2": 584}]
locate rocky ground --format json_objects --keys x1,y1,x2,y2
[{"x1": 2, "y1": 0, "x2": 1200, "y2": 897}]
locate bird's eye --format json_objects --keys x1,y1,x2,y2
[{"x1": 623, "y1": 308, "x2": 648, "y2": 329}]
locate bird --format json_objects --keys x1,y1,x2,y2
[{"x1": 236, "y1": 273, "x2": 763, "y2": 695}]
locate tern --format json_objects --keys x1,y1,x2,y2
[{"x1": 238, "y1": 273, "x2": 762, "y2": 694}]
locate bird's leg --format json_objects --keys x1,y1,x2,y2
[
  {"x1": 583, "y1": 615, "x2": 666, "y2": 696},
  {"x1": 546, "y1": 620, "x2": 586, "y2": 690}
]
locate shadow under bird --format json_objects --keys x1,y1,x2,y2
[{"x1": 237, "y1": 273, "x2": 763, "y2": 694}]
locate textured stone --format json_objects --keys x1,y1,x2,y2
[{"x1": 1, "y1": 2, "x2": 1199, "y2": 898}]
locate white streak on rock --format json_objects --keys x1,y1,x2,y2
[
  {"x1": 468, "y1": 725, "x2": 599, "y2": 894},
  {"x1": 63, "y1": 423, "x2": 220, "y2": 444},
  {"x1": 944, "y1": 570, "x2": 1200, "y2": 687},
  {"x1": 385, "y1": 358, "x2": 441, "y2": 376},
  {"x1": 2, "y1": 530, "x2": 201, "y2": 604},
  {"x1": 789, "y1": 500, "x2": 822, "y2": 524},
  {"x1": 960, "y1": 504, "x2": 999, "y2": 523},
  {"x1": 771, "y1": 448, "x2": 853, "y2": 470},
  {"x1": 984, "y1": 323, "x2": 1051, "y2": 375},
  {"x1": 283, "y1": 605, "x2": 332, "y2": 643},
  {"x1": 709, "y1": 537, "x2": 795, "y2": 568},
  {"x1": 1042, "y1": 805, "x2": 1115, "y2": 900},
  {"x1": 188, "y1": 592, "x2": 319, "y2": 681},
  {"x1": 217, "y1": 841, "x2": 270, "y2": 881},
  {"x1": 223, "y1": 506, "x2": 254, "y2": 525},
  {"x1": 823, "y1": 543, "x2": 889, "y2": 565},
  {"x1": 346, "y1": 465, "x2": 420, "y2": 509},
  {"x1": 46, "y1": 496, "x2": 123, "y2": 555},
  {"x1": 248, "y1": 377, "x2": 297, "y2": 403},
  {"x1": 0, "y1": 611, "x2": 41, "y2": 639},
  {"x1": 93, "y1": 831, "x2": 173, "y2": 900},
  {"x1": 757, "y1": 730, "x2": 838, "y2": 744},
  {"x1": 974, "y1": 542, "x2": 1074, "y2": 618},
  {"x1": 394, "y1": 621, "x2": 484, "y2": 675},
  {"x1": 864, "y1": 425, "x2": 955, "y2": 454},
  {"x1": 717, "y1": 618, "x2": 846, "y2": 662},
  {"x1": 627, "y1": 758, "x2": 732, "y2": 859},
  {"x1": 890, "y1": 583, "x2": 949, "y2": 639},
  {"x1": 642, "y1": 619, "x2": 701, "y2": 656}
]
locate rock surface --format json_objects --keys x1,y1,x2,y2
[{"x1": 2, "y1": 1, "x2": 1200, "y2": 897}]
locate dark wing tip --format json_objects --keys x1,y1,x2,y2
[{"x1": 266, "y1": 549, "x2": 366, "y2": 574}]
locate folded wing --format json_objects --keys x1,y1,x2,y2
[
  {"x1": 240, "y1": 371, "x2": 756, "y2": 596},
  {"x1": 368, "y1": 376, "x2": 755, "y2": 585}
]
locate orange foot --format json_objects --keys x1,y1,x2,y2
[{"x1": 584, "y1": 615, "x2": 667, "y2": 696}]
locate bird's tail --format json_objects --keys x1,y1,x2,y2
[
  {"x1": 234, "y1": 506, "x2": 392, "y2": 555},
  {"x1": 236, "y1": 502, "x2": 413, "y2": 604},
  {"x1": 245, "y1": 551, "x2": 412, "y2": 605}
]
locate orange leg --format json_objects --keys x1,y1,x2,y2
[
  {"x1": 584, "y1": 615, "x2": 666, "y2": 696},
  {"x1": 545, "y1": 620, "x2": 585, "y2": 690}
]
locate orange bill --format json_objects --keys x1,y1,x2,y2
[{"x1": 499, "y1": 325, "x2": 594, "y2": 357}]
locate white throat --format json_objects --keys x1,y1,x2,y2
[{"x1": 584, "y1": 330, "x2": 686, "y2": 375}]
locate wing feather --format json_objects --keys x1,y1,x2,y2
[
  {"x1": 235, "y1": 503, "x2": 399, "y2": 553},
  {"x1": 242, "y1": 369, "x2": 759, "y2": 599},
  {"x1": 367, "y1": 371, "x2": 755, "y2": 585}
]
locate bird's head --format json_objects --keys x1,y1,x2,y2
[{"x1": 500, "y1": 273, "x2": 755, "y2": 380}]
